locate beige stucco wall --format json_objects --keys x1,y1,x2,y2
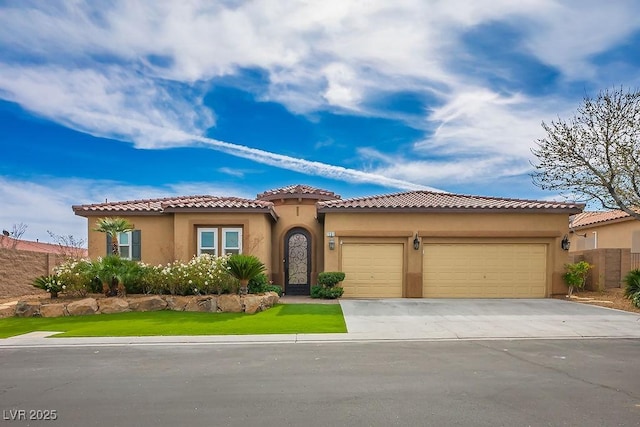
[
  {"x1": 270, "y1": 200, "x2": 324, "y2": 286},
  {"x1": 570, "y1": 219, "x2": 640, "y2": 251},
  {"x1": 172, "y1": 212, "x2": 272, "y2": 272},
  {"x1": 323, "y1": 211, "x2": 572, "y2": 297},
  {"x1": 87, "y1": 215, "x2": 175, "y2": 266},
  {"x1": 87, "y1": 213, "x2": 273, "y2": 270}
]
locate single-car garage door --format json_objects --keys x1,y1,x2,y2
[
  {"x1": 341, "y1": 243, "x2": 403, "y2": 298},
  {"x1": 423, "y1": 243, "x2": 547, "y2": 298}
]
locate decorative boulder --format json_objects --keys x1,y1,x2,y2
[
  {"x1": 14, "y1": 301, "x2": 41, "y2": 317},
  {"x1": 40, "y1": 303, "x2": 68, "y2": 317},
  {"x1": 99, "y1": 298, "x2": 130, "y2": 314},
  {"x1": 164, "y1": 296, "x2": 192, "y2": 311},
  {"x1": 185, "y1": 297, "x2": 216, "y2": 312},
  {"x1": 0, "y1": 302, "x2": 17, "y2": 319},
  {"x1": 263, "y1": 291, "x2": 280, "y2": 307},
  {"x1": 218, "y1": 294, "x2": 242, "y2": 313},
  {"x1": 242, "y1": 295, "x2": 262, "y2": 314},
  {"x1": 67, "y1": 298, "x2": 99, "y2": 316},
  {"x1": 128, "y1": 296, "x2": 167, "y2": 312}
]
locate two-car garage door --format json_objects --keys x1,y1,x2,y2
[
  {"x1": 423, "y1": 243, "x2": 547, "y2": 298},
  {"x1": 340, "y1": 242, "x2": 547, "y2": 298}
]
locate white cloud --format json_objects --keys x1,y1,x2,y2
[
  {"x1": 521, "y1": 0, "x2": 640, "y2": 80},
  {"x1": 0, "y1": 65, "x2": 214, "y2": 149},
  {"x1": 1, "y1": 0, "x2": 640, "y2": 192}
]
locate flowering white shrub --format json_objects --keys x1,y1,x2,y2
[
  {"x1": 52, "y1": 258, "x2": 93, "y2": 297},
  {"x1": 148, "y1": 254, "x2": 239, "y2": 295},
  {"x1": 35, "y1": 254, "x2": 241, "y2": 297}
]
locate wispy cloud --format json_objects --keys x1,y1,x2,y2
[{"x1": 1, "y1": 0, "x2": 640, "y2": 194}]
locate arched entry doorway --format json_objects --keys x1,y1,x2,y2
[{"x1": 284, "y1": 227, "x2": 311, "y2": 295}]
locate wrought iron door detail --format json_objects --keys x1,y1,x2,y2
[
  {"x1": 284, "y1": 228, "x2": 311, "y2": 295},
  {"x1": 288, "y1": 233, "x2": 308, "y2": 284}
]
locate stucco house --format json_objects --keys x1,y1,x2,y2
[
  {"x1": 569, "y1": 210, "x2": 640, "y2": 252},
  {"x1": 569, "y1": 210, "x2": 640, "y2": 281},
  {"x1": 73, "y1": 184, "x2": 583, "y2": 298}
]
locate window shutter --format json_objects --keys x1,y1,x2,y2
[
  {"x1": 132, "y1": 230, "x2": 142, "y2": 261},
  {"x1": 106, "y1": 234, "x2": 112, "y2": 255}
]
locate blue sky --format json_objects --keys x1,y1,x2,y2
[{"x1": 1, "y1": 0, "x2": 640, "y2": 242}]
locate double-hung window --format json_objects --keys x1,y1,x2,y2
[
  {"x1": 222, "y1": 228, "x2": 243, "y2": 255},
  {"x1": 118, "y1": 231, "x2": 132, "y2": 259},
  {"x1": 198, "y1": 228, "x2": 218, "y2": 256},
  {"x1": 106, "y1": 230, "x2": 141, "y2": 260}
]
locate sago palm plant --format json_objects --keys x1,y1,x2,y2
[
  {"x1": 226, "y1": 254, "x2": 266, "y2": 295},
  {"x1": 90, "y1": 256, "x2": 142, "y2": 297}
]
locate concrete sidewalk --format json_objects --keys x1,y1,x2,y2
[{"x1": 1, "y1": 299, "x2": 639, "y2": 348}]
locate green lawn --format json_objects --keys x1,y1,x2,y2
[{"x1": 0, "y1": 304, "x2": 346, "y2": 338}]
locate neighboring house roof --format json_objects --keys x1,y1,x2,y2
[
  {"x1": 73, "y1": 195, "x2": 278, "y2": 220},
  {"x1": 570, "y1": 210, "x2": 637, "y2": 229},
  {"x1": 317, "y1": 191, "x2": 585, "y2": 213},
  {"x1": 0, "y1": 236, "x2": 88, "y2": 256},
  {"x1": 257, "y1": 184, "x2": 340, "y2": 201}
]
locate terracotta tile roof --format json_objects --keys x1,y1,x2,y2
[
  {"x1": 73, "y1": 195, "x2": 277, "y2": 219},
  {"x1": 570, "y1": 210, "x2": 634, "y2": 228},
  {"x1": 257, "y1": 184, "x2": 340, "y2": 201},
  {"x1": 317, "y1": 191, "x2": 584, "y2": 213},
  {"x1": 0, "y1": 236, "x2": 88, "y2": 256},
  {"x1": 161, "y1": 196, "x2": 275, "y2": 211}
]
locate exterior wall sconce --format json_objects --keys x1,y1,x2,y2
[
  {"x1": 413, "y1": 233, "x2": 420, "y2": 250},
  {"x1": 327, "y1": 231, "x2": 335, "y2": 250},
  {"x1": 561, "y1": 234, "x2": 570, "y2": 251}
]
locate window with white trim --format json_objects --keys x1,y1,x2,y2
[
  {"x1": 119, "y1": 231, "x2": 132, "y2": 260},
  {"x1": 222, "y1": 228, "x2": 243, "y2": 255},
  {"x1": 198, "y1": 228, "x2": 218, "y2": 256}
]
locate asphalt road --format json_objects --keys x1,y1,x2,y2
[{"x1": 1, "y1": 339, "x2": 639, "y2": 426}]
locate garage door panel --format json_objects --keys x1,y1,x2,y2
[
  {"x1": 342, "y1": 243, "x2": 403, "y2": 298},
  {"x1": 423, "y1": 243, "x2": 547, "y2": 298}
]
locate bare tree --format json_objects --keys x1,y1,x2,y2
[
  {"x1": 532, "y1": 87, "x2": 640, "y2": 220},
  {"x1": 0, "y1": 223, "x2": 28, "y2": 249},
  {"x1": 47, "y1": 231, "x2": 87, "y2": 259}
]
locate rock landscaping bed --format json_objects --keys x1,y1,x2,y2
[
  {"x1": 0, "y1": 292, "x2": 279, "y2": 319},
  {"x1": 554, "y1": 287, "x2": 640, "y2": 314}
]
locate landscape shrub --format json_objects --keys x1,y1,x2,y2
[
  {"x1": 311, "y1": 272, "x2": 346, "y2": 299},
  {"x1": 33, "y1": 254, "x2": 251, "y2": 297},
  {"x1": 624, "y1": 269, "x2": 640, "y2": 308},
  {"x1": 310, "y1": 285, "x2": 344, "y2": 299},
  {"x1": 53, "y1": 258, "x2": 94, "y2": 297},
  {"x1": 87, "y1": 256, "x2": 145, "y2": 296},
  {"x1": 317, "y1": 272, "x2": 345, "y2": 288},
  {"x1": 227, "y1": 254, "x2": 267, "y2": 294},
  {"x1": 32, "y1": 275, "x2": 65, "y2": 298},
  {"x1": 248, "y1": 273, "x2": 283, "y2": 296},
  {"x1": 562, "y1": 261, "x2": 592, "y2": 296},
  {"x1": 155, "y1": 254, "x2": 236, "y2": 295}
]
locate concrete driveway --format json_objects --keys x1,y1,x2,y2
[{"x1": 339, "y1": 299, "x2": 640, "y2": 340}]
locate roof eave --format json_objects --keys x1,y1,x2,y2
[
  {"x1": 72, "y1": 209, "x2": 165, "y2": 217},
  {"x1": 316, "y1": 207, "x2": 584, "y2": 214},
  {"x1": 162, "y1": 207, "x2": 279, "y2": 221},
  {"x1": 571, "y1": 215, "x2": 635, "y2": 230}
]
